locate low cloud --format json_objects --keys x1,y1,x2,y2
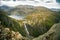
[{"x1": 0, "y1": 0, "x2": 60, "y2": 9}]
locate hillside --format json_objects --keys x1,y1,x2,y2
[
  {"x1": 0, "y1": 9, "x2": 33, "y2": 37},
  {"x1": 0, "y1": 5, "x2": 12, "y2": 11},
  {"x1": 33, "y1": 23, "x2": 60, "y2": 40},
  {"x1": 0, "y1": 22, "x2": 29, "y2": 40},
  {"x1": 50, "y1": 8, "x2": 60, "y2": 12},
  {"x1": 0, "y1": 10, "x2": 26, "y2": 36},
  {"x1": 10, "y1": 5, "x2": 34, "y2": 16},
  {"x1": 24, "y1": 8, "x2": 60, "y2": 37},
  {"x1": 0, "y1": 24, "x2": 22, "y2": 40},
  {"x1": 10, "y1": 5, "x2": 52, "y2": 16},
  {"x1": 0, "y1": 10, "x2": 17, "y2": 30},
  {"x1": 0, "y1": 5, "x2": 60, "y2": 39}
]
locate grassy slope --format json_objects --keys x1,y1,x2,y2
[
  {"x1": 24, "y1": 7, "x2": 60, "y2": 37},
  {"x1": 0, "y1": 10, "x2": 27, "y2": 36},
  {"x1": 6, "y1": 6, "x2": 60, "y2": 37},
  {"x1": 0, "y1": 6, "x2": 60, "y2": 38},
  {"x1": 33, "y1": 23, "x2": 60, "y2": 40}
]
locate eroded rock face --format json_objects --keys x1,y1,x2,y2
[
  {"x1": 0, "y1": 24, "x2": 29, "y2": 40},
  {"x1": 33, "y1": 23, "x2": 60, "y2": 40}
]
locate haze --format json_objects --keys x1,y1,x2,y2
[{"x1": 0, "y1": 0, "x2": 60, "y2": 9}]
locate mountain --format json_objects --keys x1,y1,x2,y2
[
  {"x1": 50, "y1": 8, "x2": 60, "y2": 12},
  {"x1": 10, "y1": 5, "x2": 60, "y2": 37},
  {"x1": 0, "y1": 5, "x2": 13, "y2": 12},
  {"x1": 0, "y1": 9, "x2": 31, "y2": 37},
  {"x1": 10, "y1": 5, "x2": 34, "y2": 16},
  {"x1": 33, "y1": 23, "x2": 60, "y2": 40},
  {"x1": 0, "y1": 5, "x2": 60, "y2": 39},
  {"x1": 10, "y1": 5, "x2": 52, "y2": 16},
  {"x1": 24, "y1": 8, "x2": 60, "y2": 37},
  {"x1": 0, "y1": 10, "x2": 20, "y2": 31}
]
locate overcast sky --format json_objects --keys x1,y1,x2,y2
[{"x1": 0, "y1": 0, "x2": 60, "y2": 9}]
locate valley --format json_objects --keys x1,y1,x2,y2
[{"x1": 0, "y1": 5, "x2": 60, "y2": 40}]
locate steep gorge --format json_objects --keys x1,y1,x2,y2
[{"x1": 0, "y1": 6, "x2": 60, "y2": 39}]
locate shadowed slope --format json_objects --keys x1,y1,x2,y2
[
  {"x1": 33, "y1": 23, "x2": 60, "y2": 40},
  {"x1": 25, "y1": 7, "x2": 60, "y2": 37}
]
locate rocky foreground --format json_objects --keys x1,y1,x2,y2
[
  {"x1": 0, "y1": 22, "x2": 60, "y2": 40},
  {"x1": 0, "y1": 23, "x2": 29, "y2": 40}
]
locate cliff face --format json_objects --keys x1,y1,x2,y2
[
  {"x1": 0, "y1": 23, "x2": 30, "y2": 40},
  {"x1": 33, "y1": 23, "x2": 60, "y2": 40},
  {"x1": 0, "y1": 25, "x2": 22, "y2": 40}
]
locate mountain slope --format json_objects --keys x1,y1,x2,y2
[
  {"x1": 0, "y1": 5, "x2": 13, "y2": 12},
  {"x1": 50, "y1": 8, "x2": 60, "y2": 12},
  {"x1": 24, "y1": 6, "x2": 60, "y2": 37},
  {"x1": 0, "y1": 9, "x2": 33, "y2": 37},
  {"x1": 0, "y1": 5, "x2": 60, "y2": 38},
  {"x1": 0, "y1": 9, "x2": 20, "y2": 31},
  {"x1": 10, "y1": 5, "x2": 51, "y2": 16},
  {"x1": 33, "y1": 23, "x2": 60, "y2": 40}
]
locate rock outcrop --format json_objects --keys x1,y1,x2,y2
[
  {"x1": 0, "y1": 24, "x2": 29, "y2": 40},
  {"x1": 33, "y1": 23, "x2": 60, "y2": 40}
]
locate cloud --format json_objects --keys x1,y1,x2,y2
[{"x1": 0, "y1": 0, "x2": 60, "y2": 9}]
